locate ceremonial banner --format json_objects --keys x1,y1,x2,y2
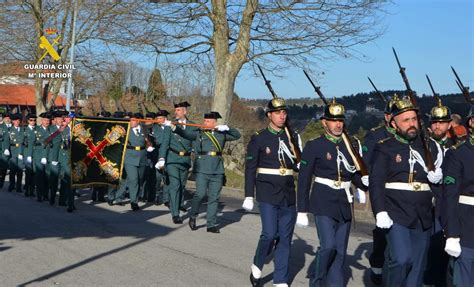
[{"x1": 71, "y1": 117, "x2": 130, "y2": 187}]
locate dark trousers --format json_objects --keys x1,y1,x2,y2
[
  {"x1": 49, "y1": 164, "x2": 60, "y2": 204},
  {"x1": 424, "y1": 217, "x2": 451, "y2": 286},
  {"x1": 253, "y1": 200, "x2": 296, "y2": 284},
  {"x1": 8, "y1": 156, "x2": 23, "y2": 192},
  {"x1": 370, "y1": 227, "x2": 387, "y2": 273},
  {"x1": 385, "y1": 222, "x2": 430, "y2": 287},
  {"x1": 34, "y1": 160, "x2": 48, "y2": 200},
  {"x1": 116, "y1": 164, "x2": 146, "y2": 204},
  {"x1": 451, "y1": 246, "x2": 474, "y2": 287},
  {"x1": 24, "y1": 161, "x2": 35, "y2": 196},
  {"x1": 310, "y1": 215, "x2": 351, "y2": 287}
]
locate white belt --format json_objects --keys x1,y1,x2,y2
[
  {"x1": 385, "y1": 182, "x2": 431, "y2": 192},
  {"x1": 459, "y1": 195, "x2": 474, "y2": 206},
  {"x1": 314, "y1": 177, "x2": 353, "y2": 203},
  {"x1": 257, "y1": 167, "x2": 294, "y2": 176}
]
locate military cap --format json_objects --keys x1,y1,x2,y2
[
  {"x1": 390, "y1": 95, "x2": 418, "y2": 120},
  {"x1": 10, "y1": 113, "x2": 22, "y2": 121},
  {"x1": 174, "y1": 101, "x2": 191, "y2": 108},
  {"x1": 132, "y1": 112, "x2": 144, "y2": 119},
  {"x1": 26, "y1": 113, "x2": 37, "y2": 119},
  {"x1": 39, "y1": 111, "x2": 52, "y2": 119},
  {"x1": 97, "y1": 111, "x2": 111, "y2": 117},
  {"x1": 113, "y1": 111, "x2": 125, "y2": 118},
  {"x1": 53, "y1": 110, "x2": 69, "y2": 118},
  {"x1": 156, "y1": 110, "x2": 169, "y2": 117},
  {"x1": 146, "y1": 112, "x2": 157, "y2": 118},
  {"x1": 320, "y1": 97, "x2": 345, "y2": 120},
  {"x1": 204, "y1": 111, "x2": 222, "y2": 119},
  {"x1": 265, "y1": 97, "x2": 288, "y2": 113},
  {"x1": 429, "y1": 99, "x2": 452, "y2": 122}
]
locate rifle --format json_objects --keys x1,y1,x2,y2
[
  {"x1": 256, "y1": 64, "x2": 302, "y2": 164},
  {"x1": 303, "y1": 70, "x2": 368, "y2": 176},
  {"x1": 367, "y1": 77, "x2": 387, "y2": 104},
  {"x1": 451, "y1": 66, "x2": 474, "y2": 105},
  {"x1": 392, "y1": 47, "x2": 434, "y2": 171},
  {"x1": 426, "y1": 74, "x2": 458, "y2": 143}
]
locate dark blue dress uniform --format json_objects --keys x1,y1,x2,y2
[
  {"x1": 363, "y1": 125, "x2": 396, "y2": 281},
  {"x1": 298, "y1": 98, "x2": 366, "y2": 287},
  {"x1": 370, "y1": 133, "x2": 437, "y2": 286},
  {"x1": 441, "y1": 135, "x2": 474, "y2": 287},
  {"x1": 245, "y1": 98, "x2": 299, "y2": 286}
]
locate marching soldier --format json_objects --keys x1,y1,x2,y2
[
  {"x1": 297, "y1": 98, "x2": 367, "y2": 287},
  {"x1": 142, "y1": 111, "x2": 157, "y2": 203},
  {"x1": 172, "y1": 111, "x2": 241, "y2": 233},
  {"x1": 160, "y1": 101, "x2": 196, "y2": 224},
  {"x1": 423, "y1": 99, "x2": 455, "y2": 286},
  {"x1": 48, "y1": 110, "x2": 66, "y2": 205},
  {"x1": 441, "y1": 105, "x2": 474, "y2": 286},
  {"x1": 23, "y1": 113, "x2": 37, "y2": 197},
  {"x1": 61, "y1": 113, "x2": 74, "y2": 212},
  {"x1": 0, "y1": 111, "x2": 12, "y2": 189},
  {"x1": 369, "y1": 96, "x2": 443, "y2": 286},
  {"x1": 243, "y1": 98, "x2": 300, "y2": 287},
  {"x1": 363, "y1": 96, "x2": 396, "y2": 285},
  {"x1": 7, "y1": 113, "x2": 25, "y2": 193},
  {"x1": 152, "y1": 110, "x2": 171, "y2": 205},
  {"x1": 34, "y1": 112, "x2": 52, "y2": 202},
  {"x1": 114, "y1": 113, "x2": 147, "y2": 211}
]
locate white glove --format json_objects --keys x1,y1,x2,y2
[
  {"x1": 146, "y1": 146, "x2": 155, "y2": 152},
  {"x1": 355, "y1": 188, "x2": 366, "y2": 204},
  {"x1": 51, "y1": 161, "x2": 58, "y2": 166},
  {"x1": 376, "y1": 211, "x2": 393, "y2": 229},
  {"x1": 26, "y1": 156, "x2": 32, "y2": 163},
  {"x1": 242, "y1": 197, "x2": 254, "y2": 211},
  {"x1": 445, "y1": 238, "x2": 462, "y2": 258},
  {"x1": 163, "y1": 120, "x2": 172, "y2": 126},
  {"x1": 427, "y1": 168, "x2": 443, "y2": 184},
  {"x1": 155, "y1": 159, "x2": 165, "y2": 170},
  {"x1": 216, "y1": 125, "x2": 230, "y2": 132},
  {"x1": 3, "y1": 149, "x2": 10, "y2": 156},
  {"x1": 296, "y1": 212, "x2": 309, "y2": 228},
  {"x1": 40, "y1": 158, "x2": 47, "y2": 165},
  {"x1": 18, "y1": 154, "x2": 23, "y2": 161},
  {"x1": 361, "y1": 175, "x2": 369, "y2": 187}
]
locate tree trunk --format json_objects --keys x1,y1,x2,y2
[{"x1": 211, "y1": 62, "x2": 238, "y2": 123}]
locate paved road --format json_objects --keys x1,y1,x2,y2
[{"x1": 0, "y1": 184, "x2": 377, "y2": 286}]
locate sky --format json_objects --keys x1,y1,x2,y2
[{"x1": 234, "y1": 0, "x2": 474, "y2": 99}]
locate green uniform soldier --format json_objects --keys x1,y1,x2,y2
[
  {"x1": 174, "y1": 111, "x2": 241, "y2": 233},
  {"x1": 152, "y1": 109, "x2": 171, "y2": 205},
  {"x1": 61, "y1": 115, "x2": 74, "y2": 212},
  {"x1": 23, "y1": 113, "x2": 37, "y2": 197},
  {"x1": 0, "y1": 112, "x2": 12, "y2": 189},
  {"x1": 33, "y1": 112, "x2": 52, "y2": 202},
  {"x1": 7, "y1": 113, "x2": 25, "y2": 193},
  {"x1": 114, "y1": 113, "x2": 148, "y2": 211},
  {"x1": 160, "y1": 101, "x2": 197, "y2": 224},
  {"x1": 141, "y1": 112, "x2": 157, "y2": 203},
  {"x1": 48, "y1": 110, "x2": 66, "y2": 205}
]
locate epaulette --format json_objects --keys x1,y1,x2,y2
[
  {"x1": 254, "y1": 128, "x2": 265, "y2": 135},
  {"x1": 450, "y1": 140, "x2": 466, "y2": 150},
  {"x1": 377, "y1": 137, "x2": 392, "y2": 144},
  {"x1": 370, "y1": 126, "x2": 382, "y2": 132}
]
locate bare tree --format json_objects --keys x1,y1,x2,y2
[{"x1": 108, "y1": 1, "x2": 388, "y2": 122}]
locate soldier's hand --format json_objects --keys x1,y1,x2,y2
[
  {"x1": 155, "y1": 158, "x2": 165, "y2": 170},
  {"x1": 361, "y1": 175, "x2": 369, "y2": 187},
  {"x1": 216, "y1": 125, "x2": 230, "y2": 132},
  {"x1": 296, "y1": 212, "x2": 309, "y2": 228},
  {"x1": 40, "y1": 158, "x2": 47, "y2": 165},
  {"x1": 3, "y1": 149, "x2": 10, "y2": 156},
  {"x1": 355, "y1": 188, "x2": 366, "y2": 204},
  {"x1": 445, "y1": 237, "x2": 462, "y2": 258},
  {"x1": 51, "y1": 161, "x2": 59, "y2": 166},
  {"x1": 242, "y1": 197, "x2": 254, "y2": 211},
  {"x1": 18, "y1": 154, "x2": 23, "y2": 161},
  {"x1": 146, "y1": 146, "x2": 155, "y2": 152},
  {"x1": 427, "y1": 168, "x2": 443, "y2": 184},
  {"x1": 375, "y1": 211, "x2": 393, "y2": 229},
  {"x1": 27, "y1": 156, "x2": 32, "y2": 163}
]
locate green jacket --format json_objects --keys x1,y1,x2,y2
[
  {"x1": 23, "y1": 125, "x2": 36, "y2": 158},
  {"x1": 48, "y1": 125, "x2": 63, "y2": 162},
  {"x1": 7, "y1": 126, "x2": 25, "y2": 157},
  {"x1": 57, "y1": 126, "x2": 71, "y2": 167},
  {"x1": 174, "y1": 126, "x2": 241, "y2": 174},
  {"x1": 33, "y1": 125, "x2": 52, "y2": 161},
  {"x1": 160, "y1": 120, "x2": 197, "y2": 167},
  {"x1": 124, "y1": 126, "x2": 148, "y2": 167},
  {"x1": 0, "y1": 123, "x2": 11, "y2": 156}
]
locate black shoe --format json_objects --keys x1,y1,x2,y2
[
  {"x1": 154, "y1": 200, "x2": 162, "y2": 206},
  {"x1": 206, "y1": 226, "x2": 220, "y2": 234},
  {"x1": 370, "y1": 271, "x2": 382, "y2": 285},
  {"x1": 249, "y1": 273, "x2": 261, "y2": 287},
  {"x1": 107, "y1": 199, "x2": 114, "y2": 206},
  {"x1": 131, "y1": 203, "x2": 140, "y2": 211},
  {"x1": 172, "y1": 216, "x2": 183, "y2": 224},
  {"x1": 189, "y1": 217, "x2": 197, "y2": 231},
  {"x1": 179, "y1": 206, "x2": 187, "y2": 212},
  {"x1": 67, "y1": 207, "x2": 74, "y2": 213},
  {"x1": 164, "y1": 202, "x2": 170, "y2": 208}
]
